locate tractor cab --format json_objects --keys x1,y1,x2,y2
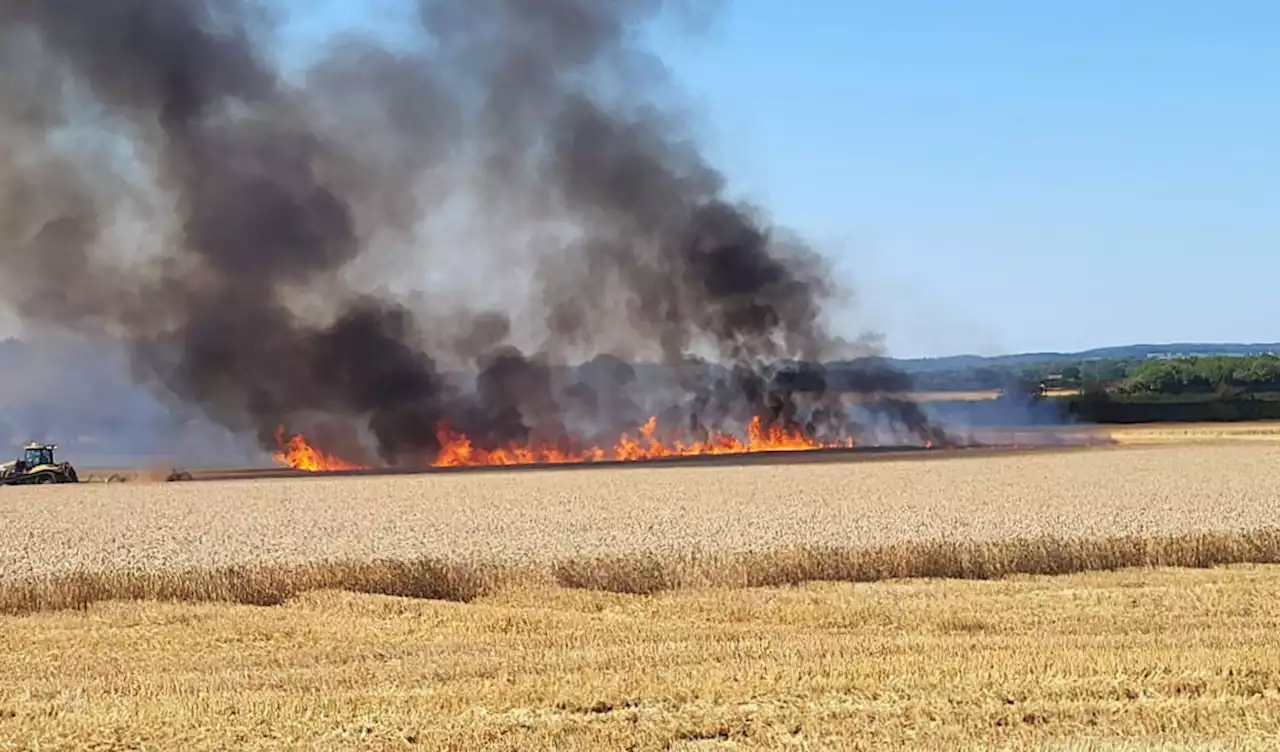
[
  {"x1": 0, "y1": 442, "x2": 76, "y2": 485},
  {"x1": 21, "y1": 442, "x2": 56, "y2": 470}
]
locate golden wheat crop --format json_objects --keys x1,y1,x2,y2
[
  {"x1": 3, "y1": 443, "x2": 1280, "y2": 582},
  {"x1": 1105, "y1": 421, "x2": 1280, "y2": 444},
  {"x1": 3, "y1": 442, "x2": 1280, "y2": 749}
]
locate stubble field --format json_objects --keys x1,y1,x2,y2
[{"x1": 3, "y1": 437, "x2": 1280, "y2": 749}]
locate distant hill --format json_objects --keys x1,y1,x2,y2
[{"x1": 886, "y1": 343, "x2": 1280, "y2": 372}]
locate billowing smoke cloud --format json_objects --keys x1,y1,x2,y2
[{"x1": 0, "y1": 0, "x2": 948, "y2": 466}]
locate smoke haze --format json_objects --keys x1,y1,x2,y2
[{"x1": 0, "y1": 0, "x2": 948, "y2": 466}]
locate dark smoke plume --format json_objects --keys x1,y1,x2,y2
[{"x1": 0, "y1": 0, "x2": 947, "y2": 465}]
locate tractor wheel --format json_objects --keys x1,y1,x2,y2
[{"x1": 35, "y1": 473, "x2": 52, "y2": 484}]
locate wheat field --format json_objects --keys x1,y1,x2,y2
[
  {"x1": 4, "y1": 442, "x2": 1280, "y2": 579},
  {"x1": 3, "y1": 441, "x2": 1280, "y2": 749}
]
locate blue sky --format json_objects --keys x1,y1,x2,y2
[
  {"x1": 654, "y1": 1, "x2": 1279, "y2": 358},
  {"x1": 282, "y1": 0, "x2": 1279, "y2": 359}
]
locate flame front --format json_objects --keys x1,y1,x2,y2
[
  {"x1": 275, "y1": 416, "x2": 854, "y2": 472},
  {"x1": 432, "y1": 415, "x2": 853, "y2": 467},
  {"x1": 272, "y1": 428, "x2": 367, "y2": 472}
]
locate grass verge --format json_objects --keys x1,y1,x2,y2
[{"x1": 4, "y1": 527, "x2": 1280, "y2": 614}]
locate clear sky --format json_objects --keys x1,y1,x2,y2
[
  {"x1": 276, "y1": 1, "x2": 1279, "y2": 359},
  {"x1": 648, "y1": 1, "x2": 1279, "y2": 358}
]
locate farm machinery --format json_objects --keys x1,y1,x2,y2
[{"x1": 0, "y1": 442, "x2": 79, "y2": 485}]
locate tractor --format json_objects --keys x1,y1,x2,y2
[{"x1": 0, "y1": 442, "x2": 79, "y2": 485}]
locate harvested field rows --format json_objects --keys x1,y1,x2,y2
[
  {"x1": 1105, "y1": 421, "x2": 1280, "y2": 443},
  {"x1": 4, "y1": 564, "x2": 1280, "y2": 750},
  {"x1": 2, "y1": 443, "x2": 1279, "y2": 580}
]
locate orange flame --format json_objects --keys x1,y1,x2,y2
[
  {"x1": 275, "y1": 416, "x2": 854, "y2": 472},
  {"x1": 272, "y1": 428, "x2": 367, "y2": 472},
  {"x1": 432, "y1": 415, "x2": 852, "y2": 468}
]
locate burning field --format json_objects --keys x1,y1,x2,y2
[
  {"x1": 0, "y1": 0, "x2": 962, "y2": 469},
  {"x1": 273, "y1": 415, "x2": 861, "y2": 471},
  {"x1": 6, "y1": 3, "x2": 1280, "y2": 750}
]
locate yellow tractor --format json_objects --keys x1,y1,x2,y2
[{"x1": 0, "y1": 442, "x2": 79, "y2": 485}]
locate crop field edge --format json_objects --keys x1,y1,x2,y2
[
  {"x1": 73, "y1": 440, "x2": 1117, "y2": 484},
  {"x1": 4, "y1": 526, "x2": 1278, "y2": 616},
  {"x1": 70, "y1": 420, "x2": 1280, "y2": 483}
]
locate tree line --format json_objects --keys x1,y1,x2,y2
[
  {"x1": 1117, "y1": 355, "x2": 1280, "y2": 395},
  {"x1": 874, "y1": 354, "x2": 1280, "y2": 397}
]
